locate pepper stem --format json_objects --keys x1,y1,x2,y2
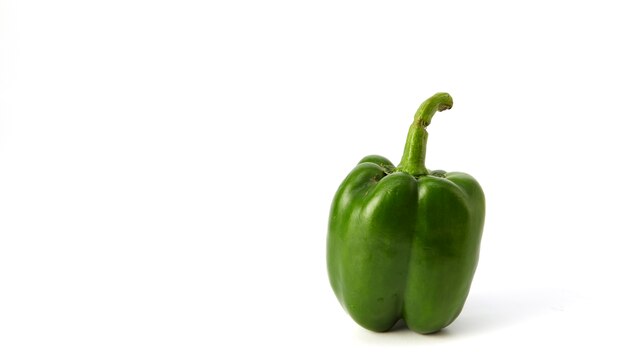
[{"x1": 396, "y1": 93, "x2": 453, "y2": 176}]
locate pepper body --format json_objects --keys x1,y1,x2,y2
[{"x1": 327, "y1": 93, "x2": 485, "y2": 334}]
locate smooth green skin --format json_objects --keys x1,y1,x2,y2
[{"x1": 327, "y1": 93, "x2": 485, "y2": 334}]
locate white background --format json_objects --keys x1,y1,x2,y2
[{"x1": 1, "y1": 1, "x2": 625, "y2": 350}]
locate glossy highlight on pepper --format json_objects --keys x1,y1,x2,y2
[{"x1": 327, "y1": 93, "x2": 485, "y2": 334}]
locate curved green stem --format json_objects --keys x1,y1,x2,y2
[{"x1": 397, "y1": 93, "x2": 453, "y2": 176}]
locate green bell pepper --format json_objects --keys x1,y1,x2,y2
[{"x1": 327, "y1": 93, "x2": 485, "y2": 334}]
